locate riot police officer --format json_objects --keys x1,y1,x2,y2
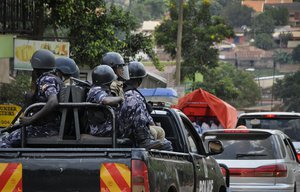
[
  {"x1": 55, "y1": 56, "x2": 80, "y2": 85},
  {"x1": 86, "y1": 65, "x2": 123, "y2": 137},
  {"x1": 1, "y1": 49, "x2": 62, "y2": 148},
  {"x1": 101, "y1": 52, "x2": 129, "y2": 98},
  {"x1": 119, "y1": 61, "x2": 172, "y2": 150}
]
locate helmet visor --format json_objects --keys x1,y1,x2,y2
[{"x1": 116, "y1": 65, "x2": 129, "y2": 81}]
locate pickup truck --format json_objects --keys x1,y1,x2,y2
[{"x1": 0, "y1": 85, "x2": 228, "y2": 192}]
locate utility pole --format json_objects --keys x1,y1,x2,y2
[{"x1": 175, "y1": 0, "x2": 184, "y2": 86}]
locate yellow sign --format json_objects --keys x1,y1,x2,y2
[
  {"x1": 14, "y1": 39, "x2": 70, "y2": 70},
  {"x1": 0, "y1": 104, "x2": 22, "y2": 127}
]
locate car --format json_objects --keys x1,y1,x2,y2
[
  {"x1": 237, "y1": 112, "x2": 300, "y2": 154},
  {"x1": 202, "y1": 129, "x2": 300, "y2": 192}
]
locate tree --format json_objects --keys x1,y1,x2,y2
[
  {"x1": 278, "y1": 32, "x2": 293, "y2": 48},
  {"x1": 155, "y1": 0, "x2": 233, "y2": 81},
  {"x1": 254, "y1": 33, "x2": 275, "y2": 50},
  {"x1": 251, "y1": 13, "x2": 275, "y2": 34},
  {"x1": 0, "y1": 73, "x2": 31, "y2": 106},
  {"x1": 43, "y1": 0, "x2": 161, "y2": 69},
  {"x1": 264, "y1": 6, "x2": 289, "y2": 26},
  {"x1": 274, "y1": 71, "x2": 300, "y2": 112},
  {"x1": 220, "y1": 2, "x2": 254, "y2": 28},
  {"x1": 273, "y1": 50, "x2": 292, "y2": 64},
  {"x1": 193, "y1": 63, "x2": 261, "y2": 108},
  {"x1": 292, "y1": 45, "x2": 300, "y2": 62}
]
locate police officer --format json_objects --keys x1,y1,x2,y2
[
  {"x1": 55, "y1": 56, "x2": 80, "y2": 85},
  {"x1": 119, "y1": 61, "x2": 172, "y2": 150},
  {"x1": 101, "y1": 52, "x2": 129, "y2": 98},
  {"x1": 86, "y1": 65, "x2": 123, "y2": 137},
  {"x1": 1, "y1": 49, "x2": 62, "y2": 148}
]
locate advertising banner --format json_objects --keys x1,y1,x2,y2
[
  {"x1": 0, "y1": 35, "x2": 14, "y2": 58},
  {"x1": 0, "y1": 104, "x2": 22, "y2": 128},
  {"x1": 14, "y1": 39, "x2": 70, "y2": 70}
]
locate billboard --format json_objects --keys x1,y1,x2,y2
[
  {"x1": 0, "y1": 35, "x2": 14, "y2": 58},
  {"x1": 14, "y1": 39, "x2": 70, "y2": 70}
]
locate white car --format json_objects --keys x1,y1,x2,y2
[
  {"x1": 202, "y1": 129, "x2": 300, "y2": 192},
  {"x1": 237, "y1": 112, "x2": 300, "y2": 153}
]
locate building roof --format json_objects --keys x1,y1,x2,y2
[
  {"x1": 265, "y1": 0, "x2": 293, "y2": 4},
  {"x1": 242, "y1": 0, "x2": 265, "y2": 12},
  {"x1": 220, "y1": 46, "x2": 273, "y2": 61},
  {"x1": 242, "y1": 0, "x2": 295, "y2": 12},
  {"x1": 265, "y1": 2, "x2": 300, "y2": 11}
]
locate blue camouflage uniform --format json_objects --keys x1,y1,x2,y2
[
  {"x1": 86, "y1": 86, "x2": 113, "y2": 137},
  {"x1": 118, "y1": 89, "x2": 154, "y2": 142},
  {"x1": 1, "y1": 72, "x2": 62, "y2": 148}
]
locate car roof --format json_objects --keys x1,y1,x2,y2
[
  {"x1": 202, "y1": 128, "x2": 285, "y2": 136},
  {"x1": 238, "y1": 111, "x2": 300, "y2": 118}
]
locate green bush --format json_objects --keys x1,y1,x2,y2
[{"x1": 0, "y1": 74, "x2": 31, "y2": 106}]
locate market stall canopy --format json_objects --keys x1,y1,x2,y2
[{"x1": 173, "y1": 88, "x2": 237, "y2": 128}]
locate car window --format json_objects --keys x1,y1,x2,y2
[
  {"x1": 181, "y1": 116, "x2": 199, "y2": 154},
  {"x1": 238, "y1": 117, "x2": 300, "y2": 141},
  {"x1": 285, "y1": 138, "x2": 296, "y2": 161},
  {"x1": 276, "y1": 135, "x2": 287, "y2": 158},
  {"x1": 204, "y1": 134, "x2": 279, "y2": 160}
]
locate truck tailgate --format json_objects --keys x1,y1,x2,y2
[{"x1": 0, "y1": 148, "x2": 132, "y2": 192}]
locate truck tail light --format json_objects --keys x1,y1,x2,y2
[
  {"x1": 297, "y1": 153, "x2": 300, "y2": 161},
  {"x1": 131, "y1": 160, "x2": 149, "y2": 192},
  {"x1": 229, "y1": 164, "x2": 287, "y2": 177}
]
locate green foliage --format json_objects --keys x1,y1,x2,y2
[
  {"x1": 254, "y1": 33, "x2": 275, "y2": 50},
  {"x1": 292, "y1": 45, "x2": 300, "y2": 62},
  {"x1": 44, "y1": 0, "x2": 161, "y2": 69},
  {"x1": 129, "y1": 0, "x2": 167, "y2": 23},
  {"x1": 193, "y1": 63, "x2": 261, "y2": 108},
  {"x1": 278, "y1": 32, "x2": 293, "y2": 48},
  {"x1": 220, "y1": 2, "x2": 254, "y2": 27},
  {"x1": 0, "y1": 74, "x2": 31, "y2": 106},
  {"x1": 274, "y1": 71, "x2": 300, "y2": 112},
  {"x1": 264, "y1": 6, "x2": 289, "y2": 26},
  {"x1": 251, "y1": 13, "x2": 275, "y2": 34},
  {"x1": 273, "y1": 50, "x2": 292, "y2": 64},
  {"x1": 155, "y1": 0, "x2": 233, "y2": 80}
]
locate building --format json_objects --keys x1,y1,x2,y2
[
  {"x1": 219, "y1": 46, "x2": 274, "y2": 69},
  {"x1": 265, "y1": 2, "x2": 300, "y2": 26}
]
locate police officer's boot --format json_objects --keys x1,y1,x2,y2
[
  {"x1": 135, "y1": 128, "x2": 163, "y2": 150},
  {"x1": 139, "y1": 138, "x2": 163, "y2": 150}
]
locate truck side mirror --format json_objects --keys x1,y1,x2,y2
[{"x1": 207, "y1": 140, "x2": 224, "y2": 155}]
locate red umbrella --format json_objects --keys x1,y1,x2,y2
[{"x1": 173, "y1": 88, "x2": 238, "y2": 128}]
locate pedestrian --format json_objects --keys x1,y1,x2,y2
[
  {"x1": 1, "y1": 49, "x2": 62, "y2": 148},
  {"x1": 119, "y1": 61, "x2": 172, "y2": 150},
  {"x1": 101, "y1": 52, "x2": 129, "y2": 98},
  {"x1": 86, "y1": 65, "x2": 123, "y2": 137}
]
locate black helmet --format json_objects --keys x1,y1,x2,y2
[
  {"x1": 101, "y1": 52, "x2": 129, "y2": 80},
  {"x1": 55, "y1": 57, "x2": 79, "y2": 78},
  {"x1": 92, "y1": 65, "x2": 117, "y2": 86},
  {"x1": 128, "y1": 61, "x2": 147, "y2": 79},
  {"x1": 30, "y1": 49, "x2": 55, "y2": 70}
]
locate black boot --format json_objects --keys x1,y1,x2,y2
[{"x1": 138, "y1": 138, "x2": 163, "y2": 150}]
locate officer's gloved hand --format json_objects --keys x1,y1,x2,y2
[{"x1": 19, "y1": 116, "x2": 34, "y2": 126}]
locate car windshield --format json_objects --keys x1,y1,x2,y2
[
  {"x1": 204, "y1": 134, "x2": 279, "y2": 160},
  {"x1": 239, "y1": 117, "x2": 300, "y2": 141}
]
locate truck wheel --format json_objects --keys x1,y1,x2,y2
[
  {"x1": 219, "y1": 186, "x2": 226, "y2": 192},
  {"x1": 168, "y1": 186, "x2": 177, "y2": 192}
]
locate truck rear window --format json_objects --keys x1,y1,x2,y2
[
  {"x1": 238, "y1": 117, "x2": 300, "y2": 141},
  {"x1": 204, "y1": 134, "x2": 280, "y2": 160}
]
